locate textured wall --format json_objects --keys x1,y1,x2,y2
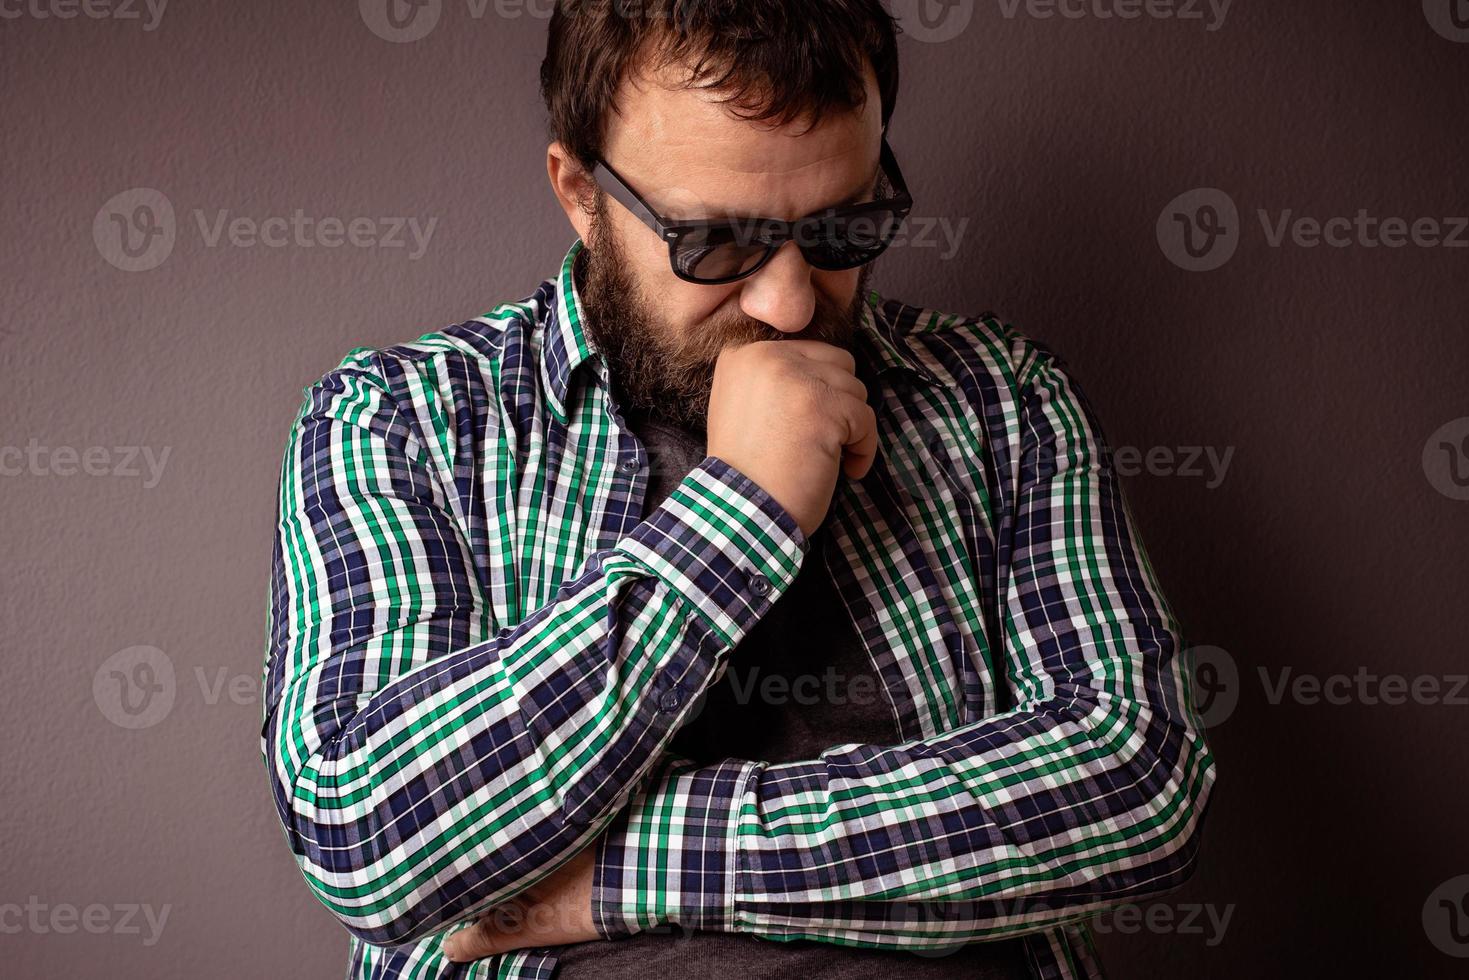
[{"x1": 2, "y1": 1, "x2": 1466, "y2": 977}]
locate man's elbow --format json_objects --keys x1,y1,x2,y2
[
  {"x1": 333, "y1": 903, "x2": 439, "y2": 949},
  {"x1": 1135, "y1": 730, "x2": 1217, "y2": 896},
  {"x1": 282, "y1": 797, "x2": 566, "y2": 948},
  {"x1": 274, "y1": 797, "x2": 460, "y2": 948}
]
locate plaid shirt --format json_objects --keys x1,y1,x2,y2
[{"x1": 262, "y1": 238, "x2": 1216, "y2": 980}]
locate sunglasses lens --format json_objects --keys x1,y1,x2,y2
[
  {"x1": 801, "y1": 206, "x2": 905, "y2": 270},
  {"x1": 670, "y1": 204, "x2": 907, "y2": 282},
  {"x1": 674, "y1": 225, "x2": 772, "y2": 283}
]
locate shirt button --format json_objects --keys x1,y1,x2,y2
[
  {"x1": 746, "y1": 570, "x2": 771, "y2": 597},
  {"x1": 619, "y1": 456, "x2": 640, "y2": 475},
  {"x1": 658, "y1": 685, "x2": 682, "y2": 712}
]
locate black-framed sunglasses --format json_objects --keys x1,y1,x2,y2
[{"x1": 589, "y1": 134, "x2": 914, "y2": 285}]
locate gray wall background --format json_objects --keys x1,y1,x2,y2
[{"x1": 2, "y1": 1, "x2": 1466, "y2": 976}]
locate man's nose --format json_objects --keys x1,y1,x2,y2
[{"x1": 738, "y1": 241, "x2": 816, "y2": 335}]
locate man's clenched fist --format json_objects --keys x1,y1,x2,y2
[{"x1": 706, "y1": 339, "x2": 878, "y2": 538}]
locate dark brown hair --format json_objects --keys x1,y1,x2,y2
[{"x1": 540, "y1": 0, "x2": 902, "y2": 175}]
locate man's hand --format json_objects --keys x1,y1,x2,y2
[
  {"x1": 706, "y1": 339, "x2": 878, "y2": 538},
  {"x1": 442, "y1": 840, "x2": 599, "y2": 962}
]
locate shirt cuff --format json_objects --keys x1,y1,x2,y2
[
  {"x1": 592, "y1": 756, "x2": 758, "y2": 937},
  {"x1": 617, "y1": 456, "x2": 807, "y2": 649}
]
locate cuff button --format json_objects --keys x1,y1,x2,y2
[{"x1": 746, "y1": 569, "x2": 771, "y2": 597}]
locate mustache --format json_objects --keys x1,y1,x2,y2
[{"x1": 688, "y1": 306, "x2": 856, "y2": 359}]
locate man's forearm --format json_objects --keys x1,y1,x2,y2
[
  {"x1": 591, "y1": 345, "x2": 1217, "y2": 945},
  {"x1": 263, "y1": 366, "x2": 809, "y2": 947},
  {"x1": 592, "y1": 696, "x2": 1211, "y2": 945}
]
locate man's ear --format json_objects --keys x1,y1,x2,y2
[{"x1": 547, "y1": 142, "x2": 598, "y2": 241}]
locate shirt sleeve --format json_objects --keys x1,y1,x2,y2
[
  {"x1": 590, "y1": 342, "x2": 1218, "y2": 947},
  {"x1": 260, "y1": 359, "x2": 808, "y2": 947}
]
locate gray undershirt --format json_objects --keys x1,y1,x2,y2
[{"x1": 554, "y1": 409, "x2": 1032, "y2": 979}]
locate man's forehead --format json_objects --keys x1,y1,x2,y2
[{"x1": 602, "y1": 61, "x2": 882, "y2": 216}]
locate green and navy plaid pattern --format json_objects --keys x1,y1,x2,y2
[{"x1": 262, "y1": 238, "x2": 1216, "y2": 980}]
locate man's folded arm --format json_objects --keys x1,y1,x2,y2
[
  {"x1": 591, "y1": 344, "x2": 1219, "y2": 948},
  {"x1": 260, "y1": 356, "x2": 808, "y2": 947}
]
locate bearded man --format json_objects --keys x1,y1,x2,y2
[{"x1": 261, "y1": 3, "x2": 1216, "y2": 978}]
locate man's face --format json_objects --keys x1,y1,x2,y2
[{"x1": 562, "y1": 59, "x2": 886, "y2": 431}]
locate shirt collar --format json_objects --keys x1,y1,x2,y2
[
  {"x1": 540, "y1": 239, "x2": 599, "y2": 425},
  {"x1": 851, "y1": 292, "x2": 945, "y2": 389},
  {"x1": 540, "y1": 238, "x2": 943, "y2": 423}
]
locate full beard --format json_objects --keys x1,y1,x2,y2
[{"x1": 577, "y1": 198, "x2": 874, "y2": 433}]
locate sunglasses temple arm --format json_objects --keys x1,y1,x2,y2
[
  {"x1": 880, "y1": 137, "x2": 912, "y2": 207},
  {"x1": 590, "y1": 162, "x2": 674, "y2": 241}
]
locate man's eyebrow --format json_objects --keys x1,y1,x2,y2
[{"x1": 707, "y1": 161, "x2": 882, "y2": 221}]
